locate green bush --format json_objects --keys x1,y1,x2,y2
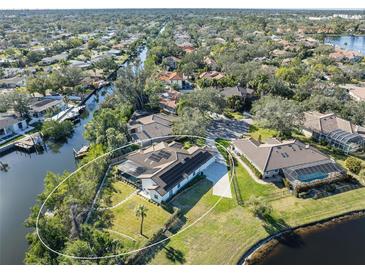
[
  {"x1": 345, "y1": 156, "x2": 362, "y2": 175},
  {"x1": 41, "y1": 120, "x2": 74, "y2": 141}
]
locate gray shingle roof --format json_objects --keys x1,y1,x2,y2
[{"x1": 233, "y1": 138, "x2": 330, "y2": 173}]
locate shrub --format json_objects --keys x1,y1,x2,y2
[
  {"x1": 345, "y1": 156, "x2": 362, "y2": 175},
  {"x1": 41, "y1": 120, "x2": 74, "y2": 141},
  {"x1": 246, "y1": 196, "x2": 272, "y2": 218}
]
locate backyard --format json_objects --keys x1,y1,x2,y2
[
  {"x1": 148, "y1": 150, "x2": 365, "y2": 265},
  {"x1": 100, "y1": 181, "x2": 172, "y2": 251}
]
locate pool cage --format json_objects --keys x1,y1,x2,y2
[
  {"x1": 325, "y1": 129, "x2": 365, "y2": 154},
  {"x1": 283, "y1": 161, "x2": 346, "y2": 189}
]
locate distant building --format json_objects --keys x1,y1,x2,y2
[
  {"x1": 220, "y1": 86, "x2": 255, "y2": 100},
  {"x1": 163, "y1": 56, "x2": 181, "y2": 71},
  {"x1": 159, "y1": 71, "x2": 184, "y2": 89},
  {"x1": 40, "y1": 52, "x2": 68, "y2": 65},
  {"x1": 340, "y1": 84, "x2": 365, "y2": 102},
  {"x1": 303, "y1": 111, "x2": 365, "y2": 154},
  {"x1": 159, "y1": 89, "x2": 181, "y2": 114},
  {"x1": 0, "y1": 113, "x2": 28, "y2": 140},
  {"x1": 0, "y1": 76, "x2": 26, "y2": 89},
  {"x1": 116, "y1": 141, "x2": 215, "y2": 203},
  {"x1": 232, "y1": 137, "x2": 346, "y2": 190},
  {"x1": 329, "y1": 48, "x2": 363, "y2": 62},
  {"x1": 199, "y1": 71, "x2": 225, "y2": 80},
  {"x1": 128, "y1": 112, "x2": 175, "y2": 145}
]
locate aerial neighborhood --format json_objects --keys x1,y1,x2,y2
[{"x1": 0, "y1": 8, "x2": 365, "y2": 266}]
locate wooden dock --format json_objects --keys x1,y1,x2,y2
[{"x1": 14, "y1": 133, "x2": 44, "y2": 152}]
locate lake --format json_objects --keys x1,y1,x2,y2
[
  {"x1": 260, "y1": 216, "x2": 365, "y2": 265},
  {"x1": 0, "y1": 47, "x2": 148, "y2": 265},
  {"x1": 324, "y1": 35, "x2": 365, "y2": 54}
]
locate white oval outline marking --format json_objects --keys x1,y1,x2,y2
[{"x1": 36, "y1": 134, "x2": 235, "y2": 260}]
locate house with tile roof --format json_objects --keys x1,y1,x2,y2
[
  {"x1": 303, "y1": 111, "x2": 365, "y2": 153},
  {"x1": 232, "y1": 137, "x2": 346, "y2": 191},
  {"x1": 159, "y1": 89, "x2": 181, "y2": 114},
  {"x1": 159, "y1": 71, "x2": 184, "y2": 89},
  {"x1": 116, "y1": 141, "x2": 215, "y2": 203}
]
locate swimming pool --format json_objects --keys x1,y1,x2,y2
[{"x1": 298, "y1": 172, "x2": 328, "y2": 182}]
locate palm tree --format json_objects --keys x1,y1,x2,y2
[{"x1": 135, "y1": 205, "x2": 148, "y2": 235}]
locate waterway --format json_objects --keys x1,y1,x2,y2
[
  {"x1": 324, "y1": 35, "x2": 365, "y2": 55},
  {"x1": 0, "y1": 47, "x2": 148, "y2": 265},
  {"x1": 260, "y1": 216, "x2": 365, "y2": 265}
]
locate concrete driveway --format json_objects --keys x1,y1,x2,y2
[{"x1": 203, "y1": 138, "x2": 232, "y2": 199}]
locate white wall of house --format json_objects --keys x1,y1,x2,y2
[
  {"x1": 0, "y1": 120, "x2": 27, "y2": 138},
  {"x1": 263, "y1": 169, "x2": 280, "y2": 178},
  {"x1": 144, "y1": 155, "x2": 215, "y2": 203}
]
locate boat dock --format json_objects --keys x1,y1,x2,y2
[{"x1": 14, "y1": 133, "x2": 44, "y2": 153}]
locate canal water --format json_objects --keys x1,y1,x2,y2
[
  {"x1": 324, "y1": 35, "x2": 365, "y2": 55},
  {"x1": 260, "y1": 216, "x2": 365, "y2": 265},
  {"x1": 0, "y1": 47, "x2": 148, "y2": 265}
]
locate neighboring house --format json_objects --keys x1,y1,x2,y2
[
  {"x1": 232, "y1": 137, "x2": 346, "y2": 190},
  {"x1": 159, "y1": 72, "x2": 184, "y2": 89},
  {"x1": 159, "y1": 89, "x2": 181, "y2": 114},
  {"x1": 106, "y1": 49, "x2": 121, "y2": 56},
  {"x1": 0, "y1": 113, "x2": 28, "y2": 139},
  {"x1": 116, "y1": 141, "x2": 215, "y2": 203},
  {"x1": 199, "y1": 71, "x2": 225, "y2": 80},
  {"x1": 0, "y1": 76, "x2": 26, "y2": 89},
  {"x1": 40, "y1": 52, "x2": 68, "y2": 65},
  {"x1": 220, "y1": 86, "x2": 256, "y2": 102},
  {"x1": 303, "y1": 111, "x2": 365, "y2": 154},
  {"x1": 340, "y1": 84, "x2": 365, "y2": 102},
  {"x1": 29, "y1": 98, "x2": 66, "y2": 120},
  {"x1": 128, "y1": 112, "x2": 175, "y2": 145},
  {"x1": 163, "y1": 56, "x2": 181, "y2": 71},
  {"x1": 178, "y1": 45, "x2": 195, "y2": 53},
  {"x1": 329, "y1": 48, "x2": 363, "y2": 62},
  {"x1": 69, "y1": 60, "x2": 92, "y2": 70}
]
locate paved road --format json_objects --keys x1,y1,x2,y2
[{"x1": 207, "y1": 116, "x2": 250, "y2": 140}]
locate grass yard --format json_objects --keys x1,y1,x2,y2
[
  {"x1": 249, "y1": 124, "x2": 278, "y2": 141},
  {"x1": 149, "y1": 153, "x2": 365, "y2": 265},
  {"x1": 101, "y1": 181, "x2": 171, "y2": 251}
]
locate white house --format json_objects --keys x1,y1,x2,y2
[
  {"x1": 116, "y1": 141, "x2": 215, "y2": 203},
  {"x1": 0, "y1": 113, "x2": 28, "y2": 139}
]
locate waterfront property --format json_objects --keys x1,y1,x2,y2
[
  {"x1": 232, "y1": 137, "x2": 347, "y2": 191},
  {"x1": 29, "y1": 97, "x2": 66, "y2": 121},
  {"x1": 116, "y1": 141, "x2": 215, "y2": 203},
  {"x1": 127, "y1": 112, "x2": 175, "y2": 145},
  {"x1": 303, "y1": 111, "x2": 365, "y2": 154},
  {"x1": 0, "y1": 113, "x2": 28, "y2": 142}
]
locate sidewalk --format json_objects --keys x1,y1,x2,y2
[{"x1": 229, "y1": 149, "x2": 269, "y2": 185}]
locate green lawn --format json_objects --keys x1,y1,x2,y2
[
  {"x1": 249, "y1": 124, "x2": 278, "y2": 141},
  {"x1": 101, "y1": 181, "x2": 171, "y2": 251},
  {"x1": 149, "y1": 155, "x2": 365, "y2": 265}
]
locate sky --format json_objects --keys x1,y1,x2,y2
[{"x1": 0, "y1": 0, "x2": 364, "y2": 10}]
